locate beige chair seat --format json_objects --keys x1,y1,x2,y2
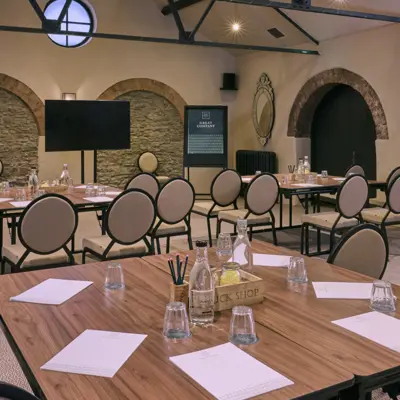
[
  {"x1": 2, "y1": 244, "x2": 69, "y2": 269},
  {"x1": 152, "y1": 219, "x2": 187, "y2": 236},
  {"x1": 192, "y1": 201, "x2": 235, "y2": 216},
  {"x1": 362, "y1": 208, "x2": 400, "y2": 224},
  {"x1": 83, "y1": 235, "x2": 146, "y2": 258},
  {"x1": 156, "y1": 176, "x2": 169, "y2": 184},
  {"x1": 302, "y1": 211, "x2": 359, "y2": 230},
  {"x1": 218, "y1": 209, "x2": 271, "y2": 225}
]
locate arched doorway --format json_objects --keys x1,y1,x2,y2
[{"x1": 311, "y1": 84, "x2": 376, "y2": 180}]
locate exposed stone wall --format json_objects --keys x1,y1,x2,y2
[
  {"x1": 0, "y1": 89, "x2": 38, "y2": 183},
  {"x1": 97, "y1": 90, "x2": 183, "y2": 188},
  {"x1": 288, "y1": 68, "x2": 388, "y2": 140}
]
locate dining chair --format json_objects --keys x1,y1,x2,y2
[
  {"x1": 381, "y1": 166, "x2": 400, "y2": 207},
  {"x1": 137, "y1": 151, "x2": 169, "y2": 185},
  {"x1": 327, "y1": 224, "x2": 388, "y2": 279},
  {"x1": 1, "y1": 194, "x2": 77, "y2": 274},
  {"x1": 217, "y1": 173, "x2": 279, "y2": 244},
  {"x1": 361, "y1": 174, "x2": 400, "y2": 238},
  {"x1": 0, "y1": 159, "x2": 3, "y2": 177},
  {"x1": 0, "y1": 382, "x2": 39, "y2": 400},
  {"x1": 82, "y1": 189, "x2": 155, "y2": 263},
  {"x1": 301, "y1": 174, "x2": 368, "y2": 256},
  {"x1": 125, "y1": 172, "x2": 160, "y2": 199},
  {"x1": 150, "y1": 177, "x2": 195, "y2": 254},
  {"x1": 345, "y1": 164, "x2": 365, "y2": 177},
  {"x1": 191, "y1": 169, "x2": 241, "y2": 246}
]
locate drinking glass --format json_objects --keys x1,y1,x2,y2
[
  {"x1": 287, "y1": 257, "x2": 308, "y2": 284},
  {"x1": 163, "y1": 302, "x2": 191, "y2": 339},
  {"x1": 370, "y1": 280, "x2": 396, "y2": 313},
  {"x1": 321, "y1": 170, "x2": 328, "y2": 178},
  {"x1": 216, "y1": 233, "x2": 233, "y2": 264},
  {"x1": 1, "y1": 181, "x2": 10, "y2": 196},
  {"x1": 255, "y1": 170, "x2": 262, "y2": 175},
  {"x1": 96, "y1": 185, "x2": 106, "y2": 197},
  {"x1": 307, "y1": 174, "x2": 316, "y2": 183},
  {"x1": 282, "y1": 175, "x2": 289, "y2": 184},
  {"x1": 15, "y1": 188, "x2": 26, "y2": 201},
  {"x1": 229, "y1": 306, "x2": 258, "y2": 345},
  {"x1": 104, "y1": 263, "x2": 125, "y2": 290},
  {"x1": 67, "y1": 178, "x2": 74, "y2": 194},
  {"x1": 35, "y1": 189, "x2": 46, "y2": 198},
  {"x1": 85, "y1": 182, "x2": 94, "y2": 196}
]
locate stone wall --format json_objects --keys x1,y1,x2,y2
[
  {"x1": 0, "y1": 89, "x2": 38, "y2": 183},
  {"x1": 97, "y1": 90, "x2": 183, "y2": 188}
]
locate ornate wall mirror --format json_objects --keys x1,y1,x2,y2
[{"x1": 252, "y1": 73, "x2": 275, "y2": 146}]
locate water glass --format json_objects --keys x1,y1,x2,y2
[
  {"x1": 1, "y1": 181, "x2": 10, "y2": 195},
  {"x1": 85, "y1": 182, "x2": 94, "y2": 196},
  {"x1": 35, "y1": 189, "x2": 46, "y2": 198},
  {"x1": 96, "y1": 185, "x2": 106, "y2": 197},
  {"x1": 282, "y1": 175, "x2": 289, "y2": 184},
  {"x1": 307, "y1": 174, "x2": 316, "y2": 183},
  {"x1": 287, "y1": 257, "x2": 308, "y2": 284},
  {"x1": 15, "y1": 188, "x2": 26, "y2": 201},
  {"x1": 216, "y1": 233, "x2": 233, "y2": 264},
  {"x1": 370, "y1": 280, "x2": 396, "y2": 313},
  {"x1": 67, "y1": 178, "x2": 74, "y2": 194},
  {"x1": 255, "y1": 170, "x2": 262, "y2": 175},
  {"x1": 321, "y1": 170, "x2": 328, "y2": 178},
  {"x1": 229, "y1": 306, "x2": 258, "y2": 345},
  {"x1": 163, "y1": 302, "x2": 191, "y2": 339},
  {"x1": 104, "y1": 263, "x2": 125, "y2": 290}
]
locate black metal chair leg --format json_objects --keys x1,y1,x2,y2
[
  {"x1": 156, "y1": 238, "x2": 161, "y2": 254},
  {"x1": 0, "y1": 258, "x2": 4, "y2": 275},
  {"x1": 249, "y1": 227, "x2": 253, "y2": 241},
  {"x1": 82, "y1": 249, "x2": 86, "y2": 264},
  {"x1": 206, "y1": 217, "x2": 213, "y2": 247},
  {"x1": 216, "y1": 219, "x2": 221, "y2": 237},
  {"x1": 166, "y1": 237, "x2": 170, "y2": 253},
  {"x1": 188, "y1": 231, "x2": 193, "y2": 250},
  {"x1": 305, "y1": 224, "x2": 310, "y2": 256},
  {"x1": 300, "y1": 224, "x2": 305, "y2": 254},
  {"x1": 329, "y1": 230, "x2": 336, "y2": 252},
  {"x1": 317, "y1": 228, "x2": 321, "y2": 253},
  {"x1": 272, "y1": 224, "x2": 278, "y2": 246}
]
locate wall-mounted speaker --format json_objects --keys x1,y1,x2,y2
[{"x1": 221, "y1": 73, "x2": 238, "y2": 91}]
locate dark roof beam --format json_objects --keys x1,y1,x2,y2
[
  {"x1": 162, "y1": 0, "x2": 204, "y2": 16},
  {"x1": 167, "y1": 0, "x2": 188, "y2": 40},
  {"x1": 188, "y1": 0, "x2": 216, "y2": 41}
]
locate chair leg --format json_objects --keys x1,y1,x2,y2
[
  {"x1": 166, "y1": 237, "x2": 170, "y2": 254},
  {"x1": 300, "y1": 224, "x2": 305, "y2": 255},
  {"x1": 1, "y1": 258, "x2": 4, "y2": 275},
  {"x1": 206, "y1": 217, "x2": 213, "y2": 247},
  {"x1": 188, "y1": 229, "x2": 193, "y2": 250},
  {"x1": 156, "y1": 238, "x2": 161, "y2": 255},
  {"x1": 249, "y1": 227, "x2": 253, "y2": 241},
  {"x1": 150, "y1": 237, "x2": 155, "y2": 255},
  {"x1": 317, "y1": 228, "x2": 321, "y2": 253},
  {"x1": 82, "y1": 249, "x2": 86, "y2": 264},
  {"x1": 305, "y1": 224, "x2": 310, "y2": 256},
  {"x1": 216, "y1": 219, "x2": 221, "y2": 238},
  {"x1": 329, "y1": 230, "x2": 336, "y2": 252},
  {"x1": 272, "y1": 224, "x2": 278, "y2": 246}
]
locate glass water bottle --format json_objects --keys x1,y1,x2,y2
[
  {"x1": 60, "y1": 164, "x2": 71, "y2": 186},
  {"x1": 28, "y1": 167, "x2": 39, "y2": 198},
  {"x1": 232, "y1": 219, "x2": 253, "y2": 273}
]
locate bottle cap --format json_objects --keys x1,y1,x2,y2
[
  {"x1": 195, "y1": 240, "x2": 208, "y2": 248},
  {"x1": 237, "y1": 219, "x2": 248, "y2": 228}
]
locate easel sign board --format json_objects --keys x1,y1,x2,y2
[{"x1": 184, "y1": 106, "x2": 228, "y2": 168}]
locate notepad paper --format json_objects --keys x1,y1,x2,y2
[
  {"x1": 105, "y1": 191, "x2": 122, "y2": 196},
  {"x1": 0, "y1": 198, "x2": 13, "y2": 203},
  {"x1": 332, "y1": 312, "x2": 400, "y2": 352},
  {"x1": 241, "y1": 177, "x2": 253, "y2": 183},
  {"x1": 9, "y1": 201, "x2": 31, "y2": 208},
  {"x1": 313, "y1": 282, "x2": 373, "y2": 299},
  {"x1": 41, "y1": 330, "x2": 147, "y2": 378},
  {"x1": 75, "y1": 185, "x2": 104, "y2": 189},
  {"x1": 333, "y1": 178, "x2": 346, "y2": 181},
  {"x1": 83, "y1": 196, "x2": 114, "y2": 203},
  {"x1": 230, "y1": 245, "x2": 291, "y2": 268},
  {"x1": 10, "y1": 279, "x2": 93, "y2": 305},
  {"x1": 170, "y1": 343, "x2": 293, "y2": 400},
  {"x1": 292, "y1": 183, "x2": 323, "y2": 188}
]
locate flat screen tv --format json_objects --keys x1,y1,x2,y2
[{"x1": 45, "y1": 100, "x2": 131, "y2": 152}]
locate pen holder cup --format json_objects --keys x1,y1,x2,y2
[{"x1": 170, "y1": 282, "x2": 189, "y2": 309}]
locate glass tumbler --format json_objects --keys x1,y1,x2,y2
[
  {"x1": 321, "y1": 170, "x2": 328, "y2": 178},
  {"x1": 104, "y1": 263, "x2": 125, "y2": 291},
  {"x1": 163, "y1": 302, "x2": 191, "y2": 339},
  {"x1": 216, "y1": 233, "x2": 233, "y2": 264},
  {"x1": 370, "y1": 280, "x2": 396, "y2": 313},
  {"x1": 287, "y1": 257, "x2": 308, "y2": 284},
  {"x1": 15, "y1": 188, "x2": 26, "y2": 201},
  {"x1": 229, "y1": 306, "x2": 258, "y2": 345}
]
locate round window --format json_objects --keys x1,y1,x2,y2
[{"x1": 44, "y1": 0, "x2": 95, "y2": 48}]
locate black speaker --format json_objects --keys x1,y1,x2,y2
[{"x1": 221, "y1": 73, "x2": 238, "y2": 91}]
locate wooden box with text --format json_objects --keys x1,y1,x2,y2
[{"x1": 214, "y1": 270, "x2": 264, "y2": 312}]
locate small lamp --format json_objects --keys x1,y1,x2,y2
[{"x1": 62, "y1": 93, "x2": 76, "y2": 101}]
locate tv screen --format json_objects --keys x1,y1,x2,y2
[{"x1": 45, "y1": 100, "x2": 131, "y2": 152}]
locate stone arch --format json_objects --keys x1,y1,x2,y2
[
  {"x1": 96, "y1": 78, "x2": 187, "y2": 188},
  {"x1": 97, "y1": 78, "x2": 187, "y2": 120},
  {"x1": 0, "y1": 73, "x2": 44, "y2": 136},
  {"x1": 288, "y1": 68, "x2": 388, "y2": 140}
]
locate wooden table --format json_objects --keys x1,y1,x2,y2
[
  {"x1": 144, "y1": 241, "x2": 400, "y2": 399},
  {"x1": 0, "y1": 258, "x2": 353, "y2": 399},
  {"x1": 241, "y1": 174, "x2": 386, "y2": 229},
  {"x1": 0, "y1": 186, "x2": 122, "y2": 258}
]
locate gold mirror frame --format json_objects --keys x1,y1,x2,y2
[{"x1": 252, "y1": 73, "x2": 275, "y2": 147}]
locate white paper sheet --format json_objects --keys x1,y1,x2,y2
[
  {"x1": 83, "y1": 196, "x2": 114, "y2": 203},
  {"x1": 0, "y1": 198, "x2": 13, "y2": 203},
  {"x1": 170, "y1": 343, "x2": 293, "y2": 400},
  {"x1": 241, "y1": 177, "x2": 253, "y2": 183},
  {"x1": 332, "y1": 178, "x2": 346, "y2": 181},
  {"x1": 253, "y1": 254, "x2": 291, "y2": 267},
  {"x1": 229, "y1": 243, "x2": 247, "y2": 265},
  {"x1": 291, "y1": 183, "x2": 323, "y2": 188},
  {"x1": 41, "y1": 330, "x2": 147, "y2": 378},
  {"x1": 75, "y1": 185, "x2": 103, "y2": 189},
  {"x1": 10, "y1": 279, "x2": 93, "y2": 305},
  {"x1": 313, "y1": 282, "x2": 373, "y2": 299},
  {"x1": 105, "y1": 191, "x2": 122, "y2": 196},
  {"x1": 332, "y1": 312, "x2": 400, "y2": 352},
  {"x1": 9, "y1": 201, "x2": 31, "y2": 208}
]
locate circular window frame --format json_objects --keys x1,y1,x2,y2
[{"x1": 44, "y1": 0, "x2": 96, "y2": 48}]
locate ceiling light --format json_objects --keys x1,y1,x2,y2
[{"x1": 232, "y1": 22, "x2": 241, "y2": 32}]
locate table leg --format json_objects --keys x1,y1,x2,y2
[
  {"x1": 279, "y1": 192, "x2": 283, "y2": 228},
  {"x1": 101, "y1": 209, "x2": 106, "y2": 235},
  {"x1": 289, "y1": 195, "x2": 293, "y2": 227},
  {"x1": 11, "y1": 216, "x2": 16, "y2": 245},
  {"x1": 305, "y1": 194, "x2": 309, "y2": 215}
]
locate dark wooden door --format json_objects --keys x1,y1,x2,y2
[{"x1": 311, "y1": 85, "x2": 376, "y2": 181}]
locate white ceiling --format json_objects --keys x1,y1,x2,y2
[{"x1": 153, "y1": 0, "x2": 400, "y2": 51}]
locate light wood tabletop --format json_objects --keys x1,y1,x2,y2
[
  {"x1": 0, "y1": 258, "x2": 353, "y2": 400},
  {"x1": 143, "y1": 242, "x2": 400, "y2": 388}
]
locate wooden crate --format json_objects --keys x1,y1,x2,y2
[{"x1": 214, "y1": 270, "x2": 264, "y2": 312}]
